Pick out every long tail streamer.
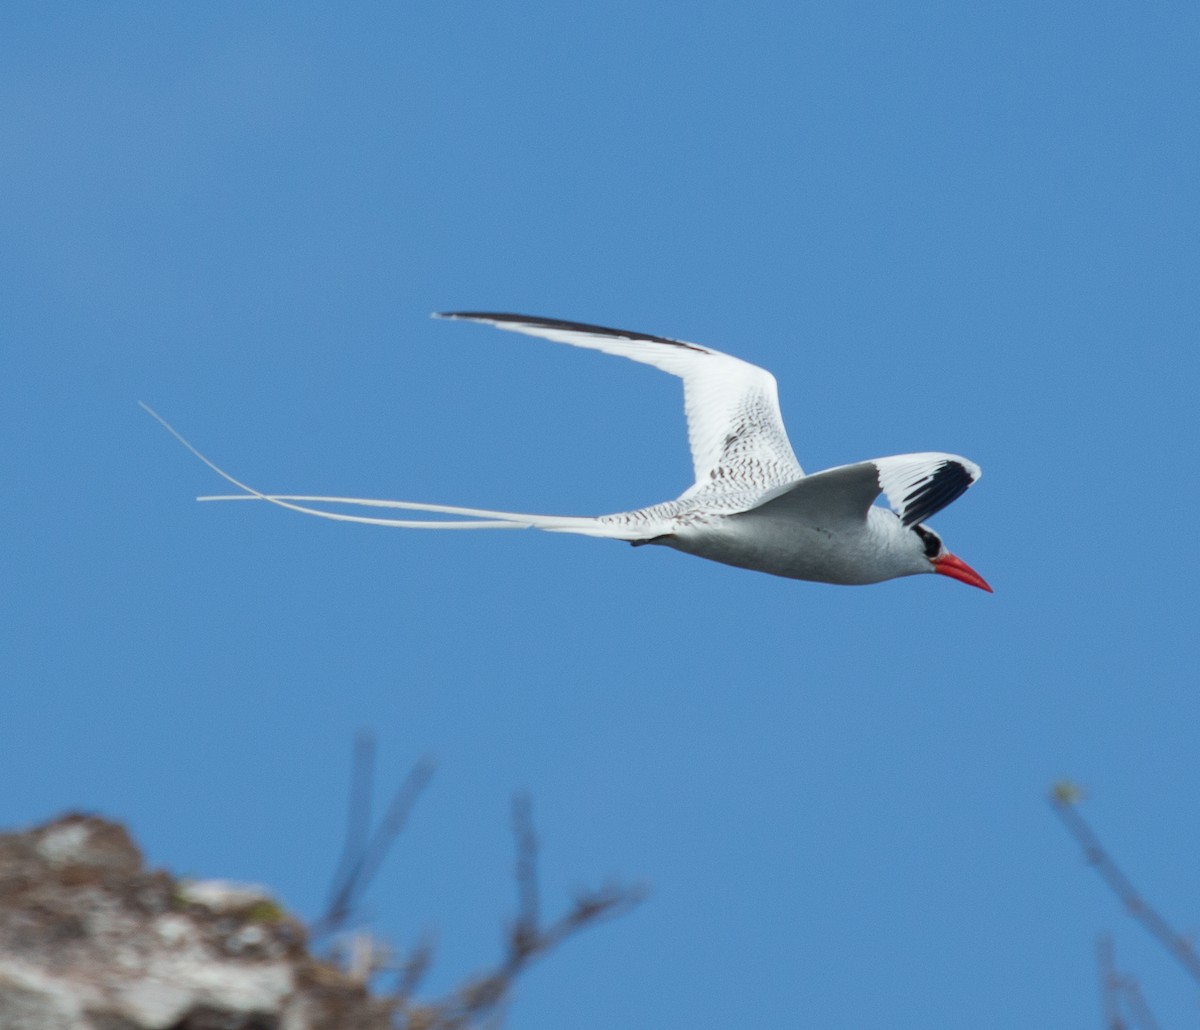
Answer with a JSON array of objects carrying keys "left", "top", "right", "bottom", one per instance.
[{"left": 139, "top": 402, "right": 634, "bottom": 537}]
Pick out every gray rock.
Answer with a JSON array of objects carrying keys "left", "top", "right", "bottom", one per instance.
[{"left": 0, "top": 814, "right": 393, "bottom": 1030}]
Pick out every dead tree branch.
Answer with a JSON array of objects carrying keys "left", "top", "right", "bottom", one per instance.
[
  {"left": 396, "top": 794, "right": 646, "bottom": 1030},
  {"left": 511, "top": 792, "right": 540, "bottom": 958},
  {"left": 1097, "top": 935, "right": 1126, "bottom": 1030},
  {"left": 313, "top": 745, "right": 436, "bottom": 939},
  {"left": 1097, "top": 935, "right": 1159, "bottom": 1030},
  {"left": 1050, "top": 782, "right": 1200, "bottom": 987},
  {"left": 314, "top": 745, "right": 645, "bottom": 1029},
  {"left": 1099, "top": 931, "right": 1161, "bottom": 1027},
  {"left": 325, "top": 731, "right": 376, "bottom": 924}
]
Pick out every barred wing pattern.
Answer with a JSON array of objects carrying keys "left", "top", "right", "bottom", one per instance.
[{"left": 436, "top": 314, "right": 804, "bottom": 496}]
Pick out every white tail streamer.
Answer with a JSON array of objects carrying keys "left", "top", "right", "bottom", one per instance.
[{"left": 139, "top": 403, "right": 637, "bottom": 537}]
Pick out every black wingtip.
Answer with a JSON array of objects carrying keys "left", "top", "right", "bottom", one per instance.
[
  {"left": 433, "top": 311, "right": 537, "bottom": 323},
  {"left": 430, "top": 312, "right": 705, "bottom": 351},
  {"left": 900, "top": 461, "right": 975, "bottom": 527}
]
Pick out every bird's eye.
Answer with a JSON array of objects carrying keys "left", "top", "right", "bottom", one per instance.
[{"left": 913, "top": 524, "right": 941, "bottom": 559}]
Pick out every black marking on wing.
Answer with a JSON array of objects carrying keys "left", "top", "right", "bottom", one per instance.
[
  {"left": 437, "top": 312, "right": 707, "bottom": 353},
  {"left": 897, "top": 461, "right": 975, "bottom": 527}
]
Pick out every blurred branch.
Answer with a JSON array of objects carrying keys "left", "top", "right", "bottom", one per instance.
[
  {"left": 1097, "top": 935, "right": 1125, "bottom": 1030},
  {"left": 511, "top": 793, "right": 540, "bottom": 957},
  {"left": 315, "top": 743, "right": 645, "bottom": 1029},
  {"left": 326, "top": 731, "right": 376, "bottom": 923},
  {"left": 1097, "top": 936, "right": 1158, "bottom": 1030},
  {"left": 1099, "top": 936, "right": 1128, "bottom": 1027},
  {"left": 398, "top": 794, "right": 646, "bottom": 1030},
  {"left": 313, "top": 742, "right": 436, "bottom": 939},
  {"left": 1050, "top": 782, "right": 1200, "bottom": 986}
]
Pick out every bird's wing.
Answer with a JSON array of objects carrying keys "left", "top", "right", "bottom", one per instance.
[
  {"left": 436, "top": 313, "right": 804, "bottom": 495},
  {"left": 747, "top": 453, "right": 981, "bottom": 526}
]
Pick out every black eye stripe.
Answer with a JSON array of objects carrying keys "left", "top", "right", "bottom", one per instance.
[{"left": 913, "top": 524, "right": 941, "bottom": 558}]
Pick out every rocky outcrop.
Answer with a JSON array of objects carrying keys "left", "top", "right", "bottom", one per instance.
[{"left": 0, "top": 814, "right": 393, "bottom": 1030}]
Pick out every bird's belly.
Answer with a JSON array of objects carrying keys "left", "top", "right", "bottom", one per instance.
[{"left": 664, "top": 513, "right": 891, "bottom": 585}]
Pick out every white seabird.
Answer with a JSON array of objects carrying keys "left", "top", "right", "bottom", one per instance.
[{"left": 143, "top": 312, "right": 991, "bottom": 591}]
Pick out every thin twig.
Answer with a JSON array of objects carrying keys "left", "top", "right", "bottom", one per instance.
[
  {"left": 397, "top": 802, "right": 646, "bottom": 1029},
  {"left": 511, "top": 793, "right": 539, "bottom": 957},
  {"left": 326, "top": 731, "right": 376, "bottom": 920},
  {"left": 1050, "top": 784, "right": 1200, "bottom": 986},
  {"left": 352, "top": 756, "right": 436, "bottom": 905},
  {"left": 311, "top": 743, "right": 643, "bottom": 1028},
  {"left": 1096, "top": 935, "right": 1160, "bottom": 1030},
  {"left": 1120, "top": 977, "right": 1160, "bottom": 1030},
  {"left": 413, "top": 883, "right": 644, "bottom": 1029},
  {"left": 532, "top": 883, "right": 647, "bottom": 958},
  {"left": 1097, "top": 936, "right": 1125, "bottom": 1030},
  {"left": 314, "top": 753, "right": 436, "bottom": 938}
]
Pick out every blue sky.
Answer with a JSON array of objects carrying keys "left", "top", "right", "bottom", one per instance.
[{"left": 4, "top": 3, "right": 1199, "bottom": 1026}]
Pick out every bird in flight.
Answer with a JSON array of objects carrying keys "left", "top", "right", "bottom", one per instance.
[{"left": 143, "top": 312, "right": 990, "bottom": 591}]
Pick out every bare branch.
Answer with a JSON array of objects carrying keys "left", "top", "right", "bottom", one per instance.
[
  {"left": 356, "top": 756, "right": 436, "bottom": 901},
  {"left": 393, "top": 801, "right": 646, "bottom": 1029},
  {"left": 534, "top": 883, "right": 648, "bottom": 957},
  {"left": 314, "top": 743, "right": 643, "bottom": 1028},
  {"left": 314, "top": 753, "right": 436, "bottom": 939},
  {"left": 1096, "top": 935, "right": 1159, "bottom": 1030},
  {"left": 1051, "top": 784, "right": 1200, "bottom": 986},
  {"left": 1097, "top": 936, "right": 1126, "bottom": 1030},
  {"left": 325, "top": 731, "right": 376, "bottom": 923},
  {"left": 511, "top": 793, "right": 540, "bottom": 959},
  {"left": 1120, "top": 979, "right": 1160, "bottom": 1030}
]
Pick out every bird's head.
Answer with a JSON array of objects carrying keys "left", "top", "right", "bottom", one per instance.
[{"left": 912, "top": 524, "right": 992, "bottom": 592}]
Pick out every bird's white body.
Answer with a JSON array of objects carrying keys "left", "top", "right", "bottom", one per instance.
[
  {"left": 656, "top": 505, "right": 926, "bottom": 585},
  {"left": 144, "top": 312, "right": 991, "bottom": 591}
]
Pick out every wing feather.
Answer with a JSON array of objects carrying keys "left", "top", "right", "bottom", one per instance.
[
  {"left": 874, "top": 453, "right": 981, "bottom": 526},
  {"left": 746, "top": 453, "right": 981, "bottom": 526},
  {"left": 436, "top": 313, "right": 803, "bottom": 495}
]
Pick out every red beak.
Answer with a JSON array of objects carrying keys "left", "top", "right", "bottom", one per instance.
[{"left": 932, "top": 553, "right": 993, "bottom": 593}]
